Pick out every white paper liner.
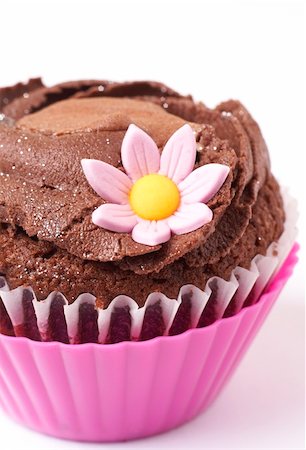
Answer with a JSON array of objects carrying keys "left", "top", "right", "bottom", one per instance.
[
  {"left": 33, "top": 291, "right": 66, "bottom": 340},
  {"left": 0, "top": 190, "right": 298, "bottom": 344}
]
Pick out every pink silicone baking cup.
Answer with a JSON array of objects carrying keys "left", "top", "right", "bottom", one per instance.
[{"left": 0, "top": 244, "right": 299, "bottom": 442}]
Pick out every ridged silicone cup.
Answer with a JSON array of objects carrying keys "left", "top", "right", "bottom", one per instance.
[{"left": 0, "top": 244, "right": 298, "bottom": 442}]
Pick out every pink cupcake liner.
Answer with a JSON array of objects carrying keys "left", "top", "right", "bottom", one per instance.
[{"left": 0, "top": 244, "right": 299, "bottom": 442}]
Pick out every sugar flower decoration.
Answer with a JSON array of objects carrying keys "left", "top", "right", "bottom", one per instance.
[{"left": 81, "top": 124, "right": 229, "bottom": 246}]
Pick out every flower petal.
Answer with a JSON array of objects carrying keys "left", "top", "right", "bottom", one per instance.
[
  {"left": 121, "top": 124, "right": 160, "bottom": 181},
  {"left": 168, "top": 203, "right": 213, "bottom": 235},
  {"left": 179, "top": 163, "right": 230, "bottom": 204},
  {"left": 81, "top": 159, "right": 132, "bottom": 204},
  {"left": 92, "top": 203, "right": 137, "bottom": 233},
  {"left": 159, "top": 124, "right": 196, "bottom": 183},
  {"left": 132, "top": 220, "right": 171, "bottom": 246}
]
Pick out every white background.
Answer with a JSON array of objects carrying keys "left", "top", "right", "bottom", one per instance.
[{"left": 0, "top": 0, "right": 305, "bottom": 448}]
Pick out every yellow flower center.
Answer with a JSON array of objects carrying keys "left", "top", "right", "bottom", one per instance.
[{"left": 129, "top": 174, "right": 180, "bottom": 220}]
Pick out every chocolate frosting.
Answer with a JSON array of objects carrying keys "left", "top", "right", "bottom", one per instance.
[{"left": 0, "top": 79, "right": 284, "bottom": 306}]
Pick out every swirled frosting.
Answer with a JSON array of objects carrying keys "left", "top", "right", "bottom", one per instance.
[{"left": 0, "top": 79, "right": 284, "bottom": 306}]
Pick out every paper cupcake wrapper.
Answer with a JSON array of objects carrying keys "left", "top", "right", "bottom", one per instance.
[
  {"left": 0, "top": 190, "right": 298, "bottom": 344},
  {"left": 0, "top": 244, "right": 299, "bottom": 442}
]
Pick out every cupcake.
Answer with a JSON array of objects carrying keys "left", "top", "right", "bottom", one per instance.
[{"left": 0, "top": 79, "right": 298, "bottom": 441}]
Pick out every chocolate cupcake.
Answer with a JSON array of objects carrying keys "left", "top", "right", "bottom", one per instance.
[
  {"left": 0, "top": 82, "right": 284, "bottom": 292},
  {"left": 0, "top": 78, "right": 298, "bottom": 442},
  {"left": 0, "top": 78, "right": 289, "bottom": 342}
]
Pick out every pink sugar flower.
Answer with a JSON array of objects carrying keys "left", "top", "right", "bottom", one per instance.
[{"left": 81, "top": 124, "right": 229, "bottom": 246}]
